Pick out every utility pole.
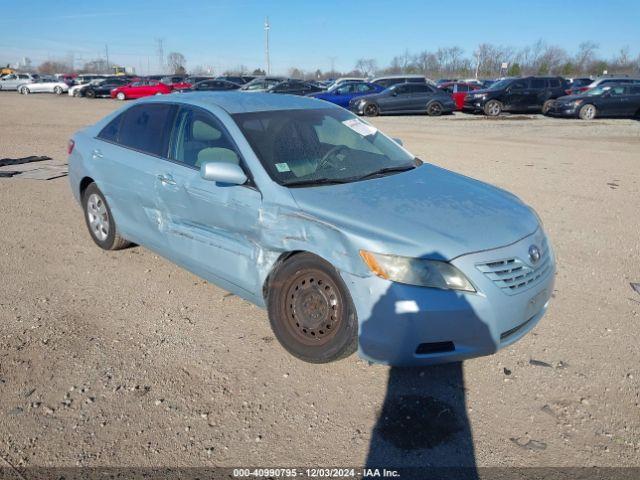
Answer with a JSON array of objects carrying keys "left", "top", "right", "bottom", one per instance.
[
  {"left": 156, "top": 38, "right": 164, "bottom": 74},
  {"left": 264, "top": 17, "right": 270, "bottom": 75}
]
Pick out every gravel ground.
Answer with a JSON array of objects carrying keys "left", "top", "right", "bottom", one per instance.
[{"left": 0, "top": 92, "right": 639, "bottom": 469}]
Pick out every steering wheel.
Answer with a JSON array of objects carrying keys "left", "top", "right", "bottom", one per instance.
[{"left": 317, "top": 145, "right": 349, "bottom": 171}]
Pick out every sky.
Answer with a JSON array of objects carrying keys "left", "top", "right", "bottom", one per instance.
[{"left": 1, "top": 0, "right": 639, "bottom": 75}]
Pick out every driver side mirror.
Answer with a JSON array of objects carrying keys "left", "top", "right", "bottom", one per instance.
[{"left": 200, "top": 160, "right": 247, "bottom": 185}]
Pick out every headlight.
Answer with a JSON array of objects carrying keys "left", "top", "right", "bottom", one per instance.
[
  {"left": 570, "top": 99, "right": 584, "bottom": 106},
  {"left": 359, "top": 251, "right": 476, "bottom": 292},
  {"left": 473, "top": 93, "right": 487, "bottom": 99}
]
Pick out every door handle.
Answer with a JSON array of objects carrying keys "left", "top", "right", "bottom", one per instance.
[
  {"left": 91, "top": 149, "right": 103, "bottom": 159},
  {"left": 157, "top": 174, "right": 177, "bottom": 186}
]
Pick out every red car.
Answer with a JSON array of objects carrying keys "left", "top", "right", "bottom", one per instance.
[
  {"left": 437, "top": 82, "right": 481, "bottom": 110},
  {"left": 111, "top": 79, "right": 172, "bottom": 100}
]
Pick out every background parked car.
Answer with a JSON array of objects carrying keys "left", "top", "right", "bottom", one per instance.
[
  {"left": 564, "top": 77, "right": 593, "bottom": 95},
  {"left": 573, "top": 76, "right": 640, "bottom": 95},
  {"left": 463, "top": 76, "right": 569, "bottom": 116},
  {"left": 437, "top": 81, "right": 482, "bottom": 110},
  {"left": 546, "top": 83, "right": 640, "bottom": 120},
  {"left": 350, "top": 82, "right": 456, "bottom": 116},
  {"left": 183, "top": 79, "right": 241, "bottom": 92},
  {"left": 84, "top": 77, "right": 132, "bottom": 98},
  {"left": 267, "top": 79, "right": 324, "bottom": 96},
  {"left": 216, "top": 75, "right": 250, "bottom": 85},
  {"left": 19, "top": 76, "right": 69, "bottom": 95},
  {"left": 111, "top": 79, "right": 172, "bottom": 100},
  {"left": 240, "top": 76, "right": 286, "bottom": 92},
  {"left": 371, "top": 75, "right": 427, "bottom": 88},
  {"left": 0, "top": 73, "right": 38, "bottom": 90},
  {"left": 308, "top": 81, "right": 384, "bottom": 108}
]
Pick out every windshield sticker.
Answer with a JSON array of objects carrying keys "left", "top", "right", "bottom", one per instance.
[
  {"left": 342, "top": 118, "right": 378, "bottom": 137},
  {"left": 275, "top": 162, "right": 291, "bottom": 173}
]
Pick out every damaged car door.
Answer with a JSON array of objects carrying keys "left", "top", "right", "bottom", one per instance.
[{"left": 155, "top": 104, "right": 263, "bottom": 296}]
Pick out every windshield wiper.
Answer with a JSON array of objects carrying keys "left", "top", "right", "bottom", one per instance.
[
  {"left": 353, "top": 164, "right": 417, "bottom": 181},
  {"left": 283, "top": 177, "right": 350, "bottom": 188}
]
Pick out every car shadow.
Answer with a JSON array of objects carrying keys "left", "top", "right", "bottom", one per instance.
[{"left": 360, "top": 253, "right": 490, "bottom": 479}]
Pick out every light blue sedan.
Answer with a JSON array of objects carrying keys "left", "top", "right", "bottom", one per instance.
[{"left": 68, "top": 92, "right": 555, "bottom": 366}]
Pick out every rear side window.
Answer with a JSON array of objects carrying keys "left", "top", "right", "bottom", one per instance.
[
  {"left": 98, "top": 114, "right": 124, "bottom": 142},
  {"left": 118, "top": 104, "right": 177, "bottom": 156},
  {"left": 549, "top": 78, "right": 561, "bottom": 88},
  {"left": 630, "top": 86, "right": 640, "bottom": 94}
]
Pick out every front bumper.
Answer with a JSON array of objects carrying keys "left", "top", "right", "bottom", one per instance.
[
  {"left": 545, "top": 104, "right": 579, "bottom": 117},
  {"left": 343, "top": 229, "right": 555, "bottom": 366}
]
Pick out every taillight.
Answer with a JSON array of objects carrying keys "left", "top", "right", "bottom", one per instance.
[
  {"left": 67, "top": 139, "right": 75, "bottom": 155},
  {"left": 565, "top": 89, "right": 572, "bottom": 95}
]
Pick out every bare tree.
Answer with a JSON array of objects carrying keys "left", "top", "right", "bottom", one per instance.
[
  {"left": 575, "top": 42, "right": 598, "bottom": 74},
  {"left": 38, "top": 60, "right": 72, "bottom": 75},
  {"left": 354, "top": 58, "right": 377, "bottom": 77},
  {"left": 167, "top": 52, "right": 186, "bottom": 75}
]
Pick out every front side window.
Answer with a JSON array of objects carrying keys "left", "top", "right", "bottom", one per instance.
[
  {"left": 233, "top": 108, "right": 417, "bottom": 186},
  {"left": 118, "top": 104, "right": 177, "bottom": 156},
  {"left": 531, "top": 78, "right": 546, "bottom": 89},
  {"left": 170, "top": 107, "right": 239, "bottom": 168}
]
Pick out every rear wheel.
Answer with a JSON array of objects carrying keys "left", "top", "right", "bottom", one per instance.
[
  {"left": 116, "top": 92, "right": 126, "bottom": 101},
  {"left": 21, "top": 86, "right": 29, "bottom": 95},
  {"left": 267, "top": 253, "right": 358, "bottom": 363},
  {"left": 363, "top": 103, "right": 379, "bottom": 117},
  {"left": 484, "top": 100, "right": 502, "bottom": 116},
  {"left": 427, "top": 101, "right": 443, "bottom": 116},
  {"left": 85, "top": 89, "right": 96, "bottom": 98},
  {"left": 82, "top": 183, "right": 130, "bottom": 250},
  {"left": 542, "top": 99, "right": 554, "bottom": 115},
  {"left": 578, "top": 104, "right": 596, "bottom": 120}
]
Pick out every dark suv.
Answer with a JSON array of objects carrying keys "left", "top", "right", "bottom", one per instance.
[{"left": 463, "top": 76, "right": 569, "bottom": 116}]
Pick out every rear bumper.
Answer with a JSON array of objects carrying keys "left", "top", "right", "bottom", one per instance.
[{"left": 343, "top": 229, "right": 555, "bottom": 366}]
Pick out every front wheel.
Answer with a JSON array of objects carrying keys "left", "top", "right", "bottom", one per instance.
[
  {"left": 85, "top": 89, "right": 96, "bottom": 98},
  {"left": 116, "top": 92, "right": 126, "bottom": 101},
  {"left": 21, "top": 86, "right": 29, "bottom": 95},
  {"left": 579, "top": 104, "right": 596, "bottom": 120},
  {"left": 542, "top": 99, "right": 554, "bottom": 115},
  {"left": 82, "top": 183, "right": 130, "bottom": 250},
  {"left": 427, "top": 101, "right": 443, "bottom": 116},
  {"left": 484, "top": 100, "right": 502, "bottom": 116},
  {"left": 363, "top": 103, "right": 379, "bottom": 117},
  {"left": 267, "top": 253, "right": 358, "bottom": 363},
  {"left": 54, "top": 86, "right": 63, "bottom": 95}
]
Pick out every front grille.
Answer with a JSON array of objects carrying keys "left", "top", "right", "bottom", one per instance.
[{"left": 476, "top": 237, "right": 551, "bottom": 295}]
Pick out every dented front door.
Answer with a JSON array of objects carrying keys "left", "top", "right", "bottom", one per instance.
[{"left": 154, "top": 162, "right": 263, "bottom": 296}]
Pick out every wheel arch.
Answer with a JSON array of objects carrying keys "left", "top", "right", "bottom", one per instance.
[{"left": 79, "top": 176, "right": 95, "bottom": 198}]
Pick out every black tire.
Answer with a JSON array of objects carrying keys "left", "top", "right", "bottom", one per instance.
[
  {"left": 266, "top": 253, "right": 358, "bottom": 363},
  {"left": 81, "top": 183, "right": 130, "bottom": 250},
  {"left": 85, "top": 89, "right": 96, "bottom": 98},
  {"left": 427, "top": 101, "right": 443, "bottom": 116},
  {"left": 542, "top": 99, "right": 554, "bottom": 115},
  {"left": 21, "top": 87, "right": 29, "bottom": 95},
  {"left": 578, "top": 104, "right": 596, "bottom": 120},
  {"left": 363, "top": 103, "right": 379, "bottom": 117},
  {"left": 484, "top": 99, "right": 502, "bottom": 116},
  {"left": 54, "top": 86, "right": 63, "bottom": 95}
]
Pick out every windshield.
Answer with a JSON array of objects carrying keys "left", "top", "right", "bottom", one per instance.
[
  {"left": 233, "top": 108, "right": 417, "bottom": 186},
  {"left": 487, "top": 79, "right": 513, "bottom": 90},
  {"left": 241, "top": 78, "right": 282, "bottom": 91}
]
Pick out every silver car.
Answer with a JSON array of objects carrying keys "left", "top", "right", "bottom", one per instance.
[
  {"left": 0, "top": 73, "right": 38, "bottom": 91},
  {"left": 18, "top": 77, "right": 69, "bottom": 95}
]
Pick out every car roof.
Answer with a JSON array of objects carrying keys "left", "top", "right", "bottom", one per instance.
[{"left": 140, "top": 91, "right": 339, "bottom": 114}]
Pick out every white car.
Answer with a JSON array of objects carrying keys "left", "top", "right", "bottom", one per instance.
[
  {"left": 19, "top": 77, "right": 69, "bottom": 95},
  {"left": 0, "top": 73, "right": 38, "bottom": 90},
  {"left": 68, "top": 76, "right": 106, "bottom": 96}
]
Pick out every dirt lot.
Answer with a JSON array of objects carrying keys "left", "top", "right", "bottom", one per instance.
[{"left": 0, "top": 92, "right": 639, "bottom": 470}]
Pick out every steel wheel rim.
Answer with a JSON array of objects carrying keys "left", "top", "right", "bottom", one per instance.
[
  {"left": 86, "top": 193, "right": 109, "bottom": 241},
  {"left": 283, "top": 270, "right": 344, "bottom": 346}
]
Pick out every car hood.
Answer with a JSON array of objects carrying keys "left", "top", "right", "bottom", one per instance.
[
  {"left": 288, "top": 163, "right": 539, "bottom": 260},
  {"left": 555, "top": 94, "right": 590, "bottom": 102}
]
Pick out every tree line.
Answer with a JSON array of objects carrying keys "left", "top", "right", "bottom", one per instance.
[{"left": 18, "top": 41, "right": 640, "bottom": 79}]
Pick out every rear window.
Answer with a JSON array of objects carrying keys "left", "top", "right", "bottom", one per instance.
[{"left": 117, "top": 104, "right": 177, "bottom": 156}]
